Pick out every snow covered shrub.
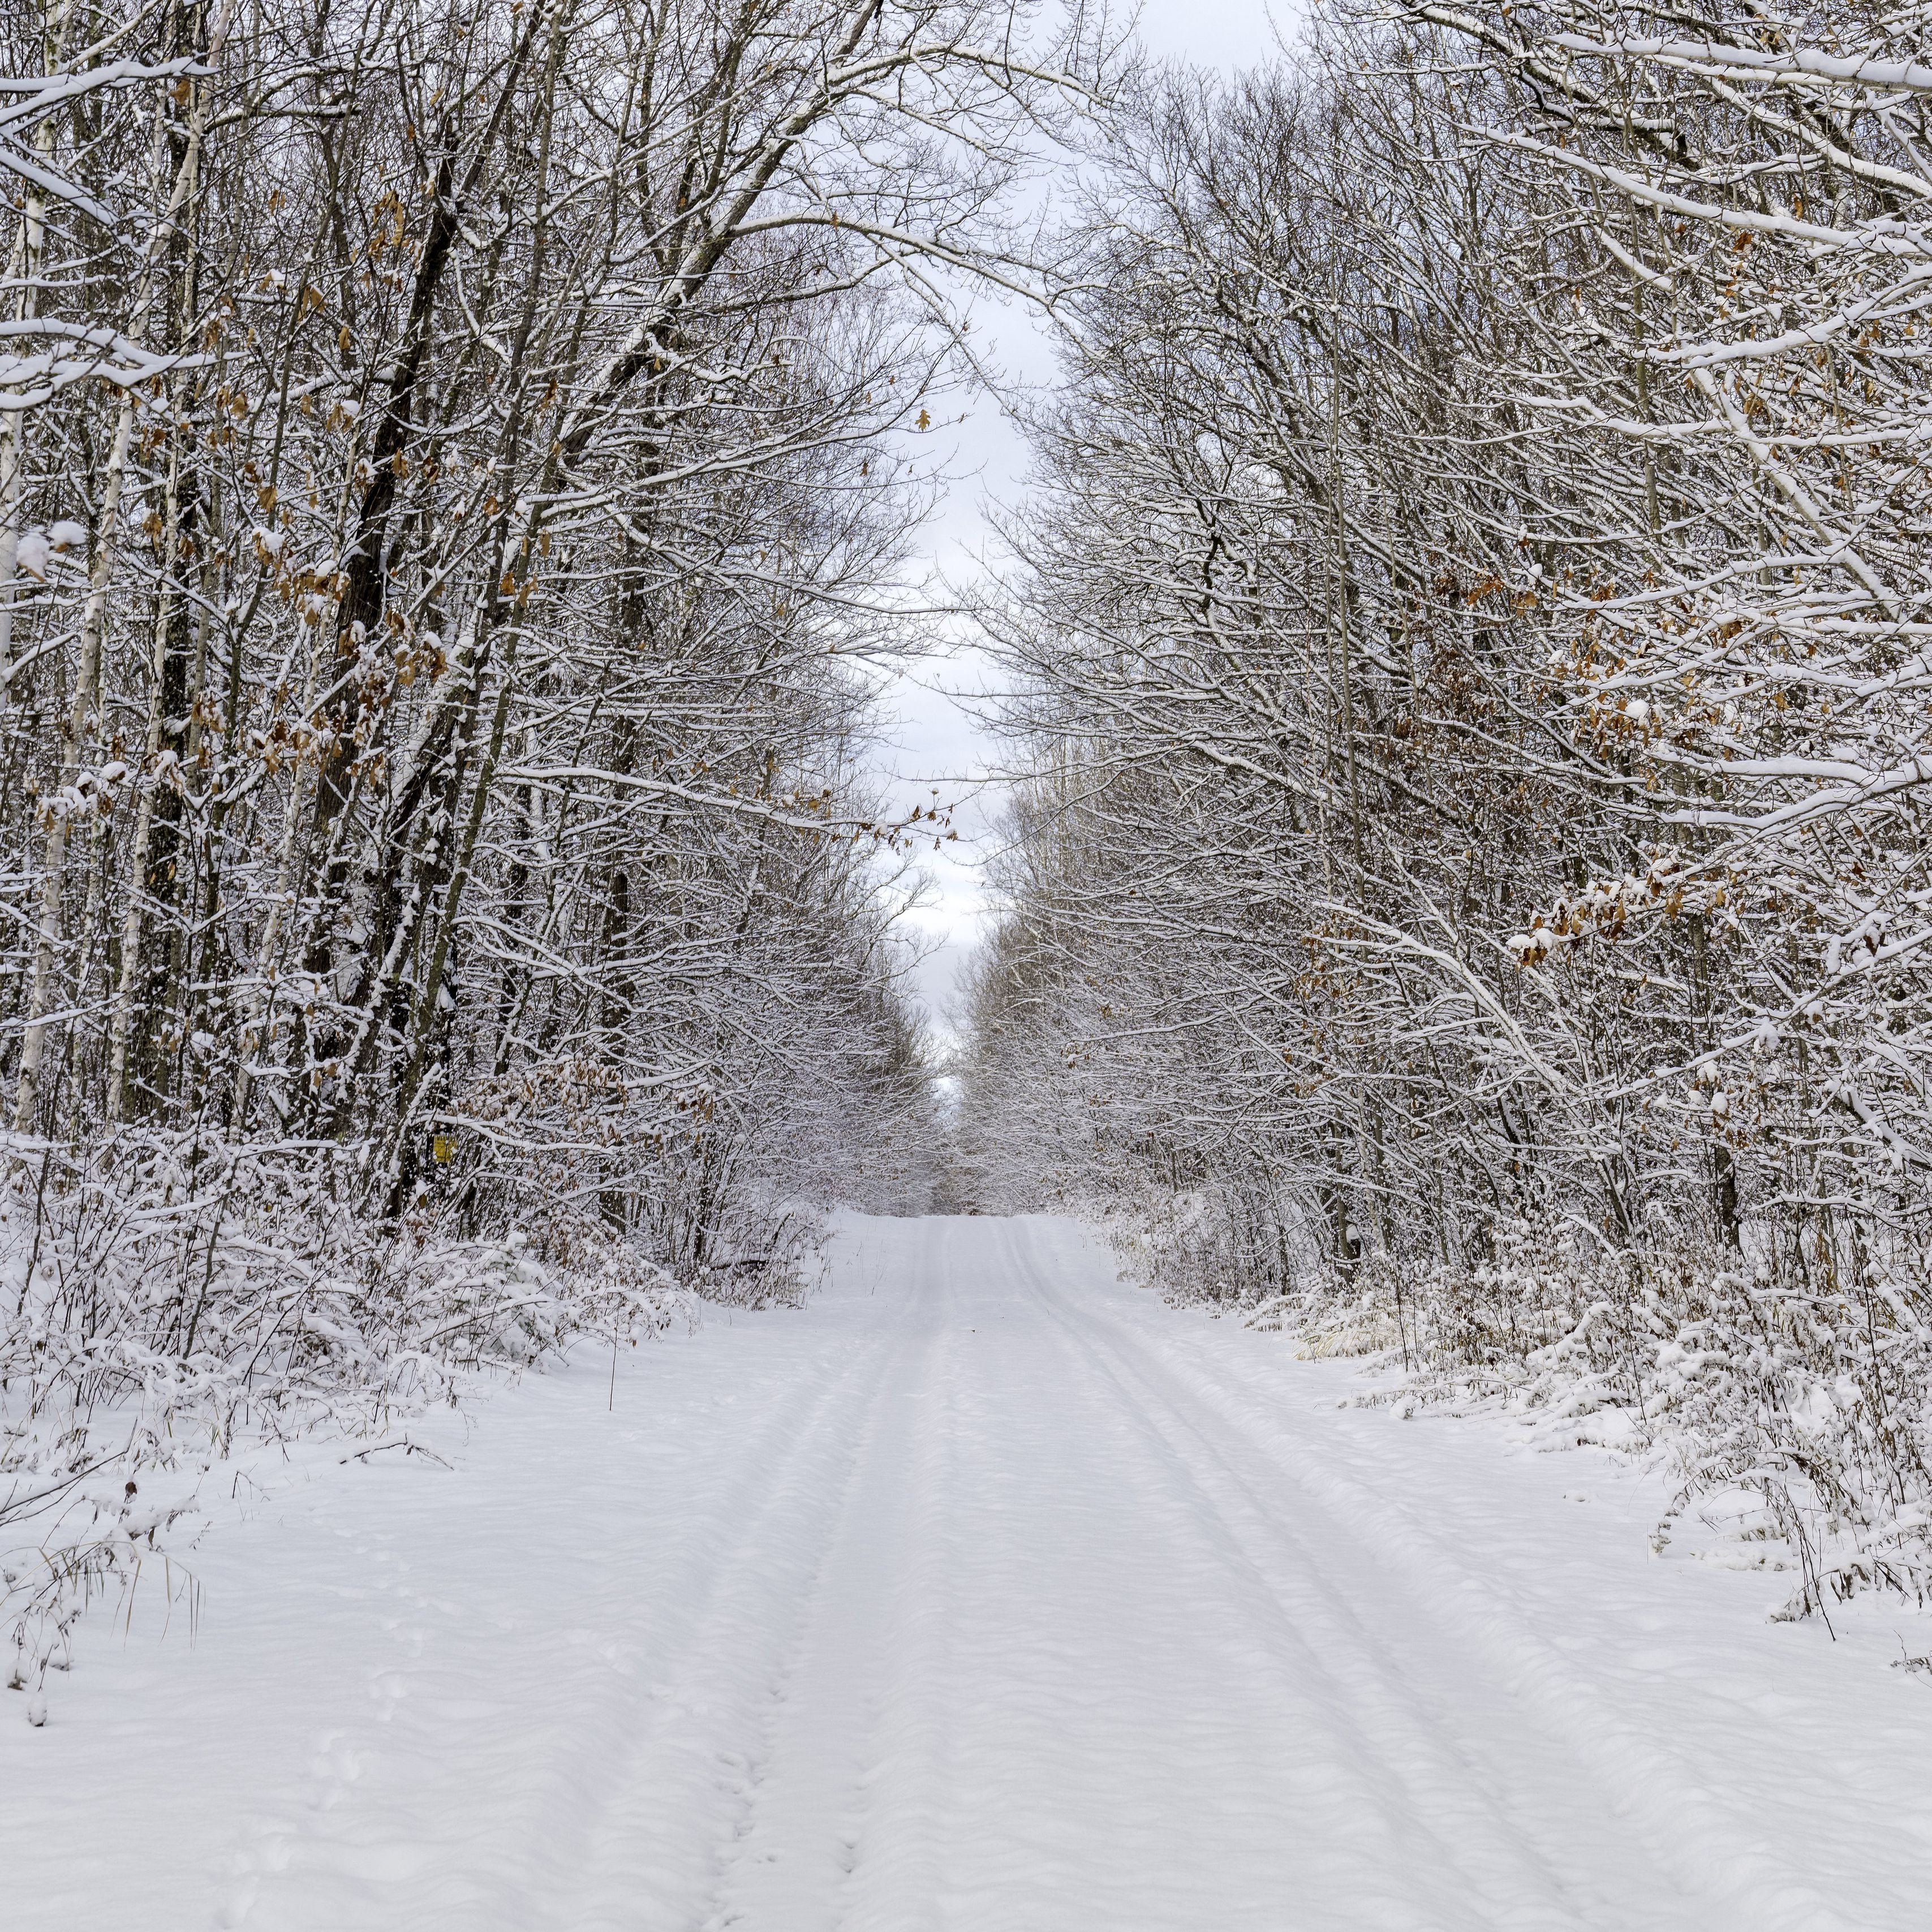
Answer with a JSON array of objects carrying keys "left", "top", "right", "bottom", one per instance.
[
  {"left": 1321, "top": 1221, "right": 1932, "bottom": 1621},
  {"left": 1103, "top": 1179, "right": 1327, "bottom": 1314},
  {"left": 0, "top": 1132, "right": 683, "bottom": 1469},
  {"left": 1093, "top": 1182, "right": 1932, "bottom": 1620},
  {"left": 2, "top": 1470, "right": 205, "bottom": 1730},
  {"left": 1638, "top": 1258, "right": 1932, "bottom": 1622},
  {"left": 0, "top": 1129, "right": 701, "bottom": 1715}
]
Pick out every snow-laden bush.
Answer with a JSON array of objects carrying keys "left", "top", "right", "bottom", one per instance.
[
  {"left": 1, "top": 1129, "right": 700, "bottom": 1720},
  {"left": 1127, "top": 1199, "right": 1932, "bottom": 1624}
]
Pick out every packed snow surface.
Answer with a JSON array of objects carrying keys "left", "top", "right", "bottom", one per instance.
[{"left": 7, "top": 1215, "right": 1932, "bottom": 1929}]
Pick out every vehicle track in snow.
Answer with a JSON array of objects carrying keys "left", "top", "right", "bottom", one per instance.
[
  {"left": 693, "top": 1216, "right": 962, "bottom": 1932},
  {"left": 519, "top": 1280, "right": 906, "bottom": 1932},
  {"left": 1004, "top": 1220, "right": 1808, "bottom": 1929},
  {"left": 7, "top": 1214, "right": 1932, "bottom": 1930}
]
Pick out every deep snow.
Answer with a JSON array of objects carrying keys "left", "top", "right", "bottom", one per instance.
[{"left": 5, "top": 1214, "right": 1931, "bottom": 1930}]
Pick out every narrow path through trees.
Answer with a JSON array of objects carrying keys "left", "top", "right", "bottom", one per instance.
[{"left": 7, "top": 1216, "right": 1931, "bottom": 1929}]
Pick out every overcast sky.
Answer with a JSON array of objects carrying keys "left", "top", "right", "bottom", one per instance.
[{"left": 870, "top": 0, "right": 1296, "bottom": 1040}]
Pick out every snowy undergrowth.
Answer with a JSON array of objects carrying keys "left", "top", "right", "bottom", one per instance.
[
  {"left": 1109, "top": 1205, "right": 1932, "bottom": 1629},
  {"left": 1, "top": 1133, "right": 708, "bottom": 1724}
]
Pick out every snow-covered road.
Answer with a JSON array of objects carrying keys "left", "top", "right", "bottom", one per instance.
[{"left": 8, "top": 1215, "right": 1932, "bottom": 1929}]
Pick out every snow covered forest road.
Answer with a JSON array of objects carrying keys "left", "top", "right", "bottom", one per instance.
[{"left": 9, "top": 1215, "right": 1932, "bottom": 1930}]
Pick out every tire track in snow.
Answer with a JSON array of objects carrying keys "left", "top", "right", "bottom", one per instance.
[
  {"left": 697, "top": 1215, "right": 963, "bottom": 1932},
  {"left": 220, "top": 1302, "right": 903, "bottom": 1932},
  {"left": 995, "top": 1219, "right": 1675, "bottom": 1932},
  {"left": 1005, "top": 1217, "right": 1851, "bottom": 1932},
  {"left": 539, "top": 1298, "right": 918, "bottom": 1932}
]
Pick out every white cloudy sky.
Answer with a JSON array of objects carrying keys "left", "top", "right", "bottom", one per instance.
[{"left": 871, "top": 0, "right": 1296, "bottom": 1039}]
